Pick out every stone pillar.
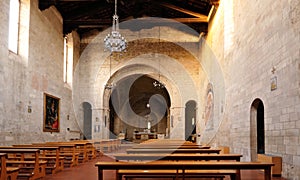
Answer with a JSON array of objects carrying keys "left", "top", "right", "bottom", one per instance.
[
  {"left": 91, "top": 107, "right": 101, "bottom": 139},
  {"left": 169, "top": 106, "right": 185, "bottom": 139},
  {"left": 91, "top": 107, "right": 110, "bottom": 139}
]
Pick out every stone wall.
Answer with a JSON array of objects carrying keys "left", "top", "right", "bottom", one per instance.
[
  {"left": 1, "top": 0, "right": 300, "bottom": 178},
  {"left": 73, "top": 21, "right": 208, "bottom": 140},
  {"left": 0, "top": 0, "right": 80, "bottom": 145},
  {"left": 204, "top": 0, "right": 300, "bottom": 178}
]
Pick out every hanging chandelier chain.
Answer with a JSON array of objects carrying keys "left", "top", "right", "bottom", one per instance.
[
  {"left": 114, "top": 0, "right": 117, "bottom": 16},
  {"left": 153, "top": 27, "right": 165, "bottom": 89},
  {"left": 104, "top": 0, "right": 127, "bottom": 53}
]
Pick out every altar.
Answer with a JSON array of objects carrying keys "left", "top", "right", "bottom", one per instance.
[{"left": 133, "top": 130, "right": 157, "bottom": 142}]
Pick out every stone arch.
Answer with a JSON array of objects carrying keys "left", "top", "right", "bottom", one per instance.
[
  {"left": 73, "top": 24, "right": 207, "bottom": 140},
  {"left": 107, "top": 74, "right": 171, "bottom": 141},
  {"left": 250, "top": 98, "right": 265, "bottom": 161}
]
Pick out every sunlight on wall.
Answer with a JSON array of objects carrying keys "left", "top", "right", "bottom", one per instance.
[
  {"left": 8, "top": 0, "right": 30, "bottom": 65},
  {"left": 64, "top": 34, "right": 74, "bottom": 87},
  {"left": 224, "top": 0, "right": 234, "bottom": 53},
  {"left": 8, "top": 0, "right": 20, "bottom": 53},
  {"left": 20, "top": 0, "right": 30, "bottom": 59}
]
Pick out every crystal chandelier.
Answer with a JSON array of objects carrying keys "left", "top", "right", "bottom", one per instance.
[
  {"left": 104, "top": 0, "right": 127, "bottom": 53},
  {"left": 153, "top": 76, "right": 165, "bottom": 89}
]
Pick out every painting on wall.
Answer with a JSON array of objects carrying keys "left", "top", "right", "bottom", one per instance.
[
  {"left": 43, "top": 93, "right": 60, "bottom": 132},
  {"left": 204, "top": 83, "right": 214, "bottom": 130}
]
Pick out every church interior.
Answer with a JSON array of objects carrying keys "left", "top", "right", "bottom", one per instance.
[{"left": 0, "top": 0, "right": 299, "bottom": 179}]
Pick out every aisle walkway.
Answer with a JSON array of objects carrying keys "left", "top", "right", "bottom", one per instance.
[{"left": 44, "top": 147, "right": 286, "bottom": 180}]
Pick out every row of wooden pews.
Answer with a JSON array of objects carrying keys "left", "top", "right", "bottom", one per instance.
[
  {"left": 92, "top": 139, "right": 121, "bottom": 153},
  {"left": 0, "top": 148, "right": 47, "bottom": 180},
  {"left": 0, "top": 139, "right": 121, "bottom": 180},
  {"left": 95, "top": 139, "right": 274, "bottom": 180},
  {"left": 0, "top": 153, "right": 19, "bottom": 180}
]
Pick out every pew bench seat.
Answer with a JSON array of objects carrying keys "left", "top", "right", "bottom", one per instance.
[
  {"left": 119, "top": 169, "right": 237, "bottom": 180},
  {"left": 18, "top": 156, "right": 65, "bottom": 174},
  {"left": 6, "top": 160, "right": 46, "bottom": 180},
  {"left": 95, "top": 161, "right": 274, "bottom": 180},
  {"left": 6, "top": 167, "right": 20, "bottom": 180}
]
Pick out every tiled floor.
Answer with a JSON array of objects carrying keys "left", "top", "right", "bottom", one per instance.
[{"left": 44, "top": 147, "right": 286, "bottom": 180}]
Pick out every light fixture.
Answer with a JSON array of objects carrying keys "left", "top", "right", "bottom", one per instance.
[
  {"left": 104, "top": 0, "right": 127, "bottom": 53},
  {"left": 153, "top": 75, "right": 165, "bottom": 89}
]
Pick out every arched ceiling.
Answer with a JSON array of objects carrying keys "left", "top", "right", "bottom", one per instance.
[{"left": 38, "top": 0, "right": 219, "bottom": 36}]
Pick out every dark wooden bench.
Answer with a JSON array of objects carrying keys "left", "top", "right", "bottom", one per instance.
[
  {"left": 0, "top": 153, "right": 6, "bottom": 180},
  {"left": 114, "top": 153, "right": 242, "bottom": 179},
  {"left": 70, "top": 140, "right": 98, "bottom": 159},
  {"left": 121, "top": 169, "right": 233, "bottom": 180},
  {"left": 113, "top": 153, "right": 242, "bottom": 161},
  {"left": 1, "top": 153, "right": 20, "bottom": 180},
  {"left": 132, "top": 145, "right": 211, "bottom": 149},
  {"left": 126, "top": 148, "right": 221, "bottom": 154},
  {"left": 6, "top": 167, "right": 20, "bottom": 180},
  {"left": 32, "top": 143, "right": 79, "bottom": 167},
  {"left": 95, "top": 161, "right": 274, "bottom": 180},
  {"left": 0, "top": 148, "right": 46, "bottom": 180},
  {"left": 12, "top": 145, "right": 64, "bottom": 174}
]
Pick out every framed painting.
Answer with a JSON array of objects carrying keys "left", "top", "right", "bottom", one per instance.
[{"left": 43, "top": 93, "right": 60, "bottom": 132}]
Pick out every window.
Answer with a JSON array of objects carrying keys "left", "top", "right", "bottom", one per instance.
[
  {"left": 63, "top": 35, "right": 73, "bottom": 86},
  {"left": 8, "top": 0, "right": 20, "bottom": 53}
]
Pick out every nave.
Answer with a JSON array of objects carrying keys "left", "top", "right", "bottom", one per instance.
[{"left": 40, "top": 142, "right": 286, "bottom": 180}]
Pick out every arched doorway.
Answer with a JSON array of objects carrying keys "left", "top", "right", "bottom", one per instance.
[
  {"left": 250, "top": 98, "right": 265, "bottom": 161},
  {"left": 82, "top": 102, "right": 92, "bottom": 140},
  {"left": 185, "top": 100, "right": 197, "bottom": 142},
  {"left": 109, "top": 74, "right": 171, "bottom": 142}
]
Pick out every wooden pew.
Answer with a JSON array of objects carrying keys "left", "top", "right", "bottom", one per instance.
[
  {"left": 140, "top": 139, "right": 196, "bottom": 145},
  {"left": 1, "top": 153, "right": 20, "bottom": 180},
  {"left": 45, "top": 142, "right": 88, "bottom": 163},
  {"left": 113, "top": 153, "right": 242, "bottom": 162},
  {"left": 126, "top": 148, "right": 221, "bottom": 154},
  {"left": 0, "top": 153, "right": 7, "bottom": 180},
  {"left": 114, "top": 153, "right": 242, "bottom": 179},
  {"left": 32, "top": 143, "right": 79, "bottom": 167},
  {"left": 0, "top": 148, "right": 46, "bottom": 180},
  {"left": 95, "top": 161, "right": 274, "bottom": 180},
  {"left": 69, "top": 140, "right": 98, "bottom": 159},
  {"left": 132, "top": 145, "right": 210, "bottom": 149},
  {"left": 12, "top": 145, "right": 64, "bottom": 174},
  {"left": 93, "top": 139, "right": 121, "bottom": 153}
]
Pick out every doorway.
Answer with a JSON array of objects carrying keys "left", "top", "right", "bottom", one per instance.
[
  {"left": 250, "top": 99, "right": 265, "bottom": 160},
  {"left": 82, "top": 102, "right": 92, "bottom": 140},
  {"left": 185, "top": 100, "right": 197, "bottom": 142}
]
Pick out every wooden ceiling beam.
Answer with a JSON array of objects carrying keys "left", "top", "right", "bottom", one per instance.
[
  {"left": 64, "top": 17, "right": 208, "bottom": 27},
  {"left": 58, "top": 0, "right": 103, "bottom": 1},
  {"left": 62, "top": 2, "right": 110, "bottom": 20},
  {"left": 161, "top": 2, "right": 208, "bottom": 19},
  {"left": 172, "top": 17, "right": 207, "bottom": 23}
]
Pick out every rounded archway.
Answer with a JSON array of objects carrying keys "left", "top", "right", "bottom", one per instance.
[
  {"left": 250, "top": 98, "right": 265, "bottom": 161},
  {"left": 108, "top": 74, "right": 171, "bottom": 142}
]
